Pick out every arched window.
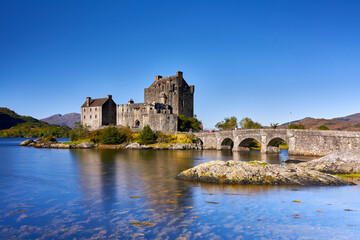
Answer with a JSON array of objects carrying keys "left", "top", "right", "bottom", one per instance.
[{"left": 135, "top": 120, "right": 140, "bottom": 128}]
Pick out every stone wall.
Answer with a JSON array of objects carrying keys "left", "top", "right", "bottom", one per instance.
[
  {"left": 81, "top": 106, "right": 102, "bottom": 130},
  {"left": 117, "top": 102, "right": 177, "bottom": 132},
  {"left": 195, "top": 129, "right": 360, "bottom": 156},
  {"left": 144, "top": 71, "right": 194, "bottom": 118},
  {"left": 101, "top": 99, "right": 117, "bottom": 126}
]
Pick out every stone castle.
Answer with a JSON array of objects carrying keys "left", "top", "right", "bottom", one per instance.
[{"left": 81, "top": 71, "right": 194, "bottom": 132}]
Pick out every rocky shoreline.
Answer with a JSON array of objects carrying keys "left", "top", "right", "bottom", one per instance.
[
  {"left": 19, "top": 139, "right": 203, "bottom": 150},
  {"left": 298, "top": 150, "right": 360, "bottom": 174},
  {"left": 176, "top": 150, "right": 360, "bottom": 186},
  {"left": 176, "top": 160, "right": 355, "bottom": 186},
  {"left": 20, "top": 139, "right": 360, "bottom": 186}
]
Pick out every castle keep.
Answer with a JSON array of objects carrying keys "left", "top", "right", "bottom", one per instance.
[{"left": 81, "top": 71, "right": 194, "bottom": 132}]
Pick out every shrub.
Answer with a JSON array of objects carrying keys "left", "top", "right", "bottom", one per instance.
[
  {"left": 69, "top": 121, "right": 90, "bottom": 141},
  {"left": 41, "top": 136, "right": 57, "bottom": 142},
  {"left": 288, "top": 124, "right": 305, "bottom": 129},
  {"left": 318, "top": 125, "right": 329, "bottom": 130},
  {"left": 69, "top": 131, "right": 79, "bottom": 141},
  {"left": 168, "top": 133, "right": 194, "bottom": 144},
  {"left": 156, "top": 131, "right": 170, "bottom": 143},
  {"left": 178, "top": 115, "right": 203, "bottom": 132},
  {"left": 138, "top": 125, "right": 157, "bottom": 144},
  {"left": 100, "top": 126, "right": 126, "bottom": 144},
  {"left": 118, "top": 126, "right": 136, "bottom": 142}
]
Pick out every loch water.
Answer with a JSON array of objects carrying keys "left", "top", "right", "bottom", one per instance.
[{"left": 1, "top": 138, "right": 360, "bottom": 239}]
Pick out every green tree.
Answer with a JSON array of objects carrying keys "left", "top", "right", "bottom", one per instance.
[
  {"left": 318, "top": 125, "right": 329, "bottom": 130},
  {"left": 138, "top": 125, "right": 157, "bottom": 144},
  {"left": 100, "top": 126, "right": 126, "bottom": 144},
  {"left": 69, "top": 121, "right": 90, "bottom": 141},
  {"left": 288, "top": 123, "right": 305, "bottom": 129},
  {"left": 270, "top": 123, "right": 279, "bottom": 129},
  {"left": 215, "top": 116, "right": 238, "bottom": 130},
  {"left": 178, "top": 115, "right": 203, "bottom": 132},
  {"left": 239, "top": 117, "right": 262, "bottom": 129}
]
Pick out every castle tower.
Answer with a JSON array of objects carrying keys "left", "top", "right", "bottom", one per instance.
[{"left": 144, "top": 71, "right": 194, "bottom": 117}]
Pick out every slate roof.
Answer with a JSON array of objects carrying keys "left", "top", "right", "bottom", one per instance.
[
  {"left": 149, "top": 75, "right": 189, "bottom": 88},
  {"left": 81, "top": 98, "right": 108, "bottom": 108}
]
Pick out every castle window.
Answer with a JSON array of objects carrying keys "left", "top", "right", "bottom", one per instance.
[
  {"left": 95, "top": 108, "right": 97, "bottom": 111},
  {"left": 90, "top": 108, "right": 92, "bottom": 112},
  {"left": 90, "top": 115, "right": 92, "bottom": 119},
  {"left": 84, "top": 109, "right": 86, "bottom": 112},
  {"left": 95, "top": 115, "right": 97, "bottom": 118},
  {"left": 84, "top": 116, "right": 86, "bottom": 119}
]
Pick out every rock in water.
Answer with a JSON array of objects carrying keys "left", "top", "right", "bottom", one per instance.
[
  {"left": 176, "top": 160, "right": 354, "bottom": 186},
  {"left": 19, "top": 139, "right": 34, "bottom": 146},
  {"left": 76, "top": 142, "right": 95, "bottom": 149},
  {"left": 299, "top": 150, "right": 360, "bottom": 174}
]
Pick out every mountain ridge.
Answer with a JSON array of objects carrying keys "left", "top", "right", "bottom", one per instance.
[
  {"left": 281, "top": 113, "right": 360, "bottom": 131},
  {"left": 41, "top": 113, "right": 80, "bottom": 129}
]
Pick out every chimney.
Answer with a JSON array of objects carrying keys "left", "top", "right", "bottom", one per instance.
[
  {"left": 155, "top": 75, "right": 162, "bottom": 81},
  {"left": 86, "top": 97, "right": 91, "bottom": 107},
  {"left": 107, "top": 95, "right": 112, "bottom": 99},
  {"left": 177, "top": 71, "right": 183, "bottom": 79}
]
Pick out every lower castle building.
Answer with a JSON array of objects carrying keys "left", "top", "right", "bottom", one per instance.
[{"left": 81, "top": 71, "right": 194, "bottom": 132}]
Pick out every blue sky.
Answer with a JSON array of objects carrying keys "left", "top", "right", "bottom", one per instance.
[{"left": 1, "top": 0, "right": 359, "bottom": 128}]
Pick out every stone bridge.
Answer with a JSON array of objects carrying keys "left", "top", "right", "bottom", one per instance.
[{"left": 194, "top": 129, "right": 360, "bottom": 156}]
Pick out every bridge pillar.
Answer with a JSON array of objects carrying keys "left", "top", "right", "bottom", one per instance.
[
  {"left": 260, "top": 133, "right": 267, "bottom": 153},
  {"left": 232, "top": 137, "right": 240, "bottom": 152}
]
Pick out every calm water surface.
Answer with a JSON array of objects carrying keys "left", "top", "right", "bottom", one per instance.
[{"left": 1, "top": 138, "right": 360, "bottom": 239}]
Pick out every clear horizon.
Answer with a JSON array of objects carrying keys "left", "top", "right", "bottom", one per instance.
[{"left": 1, "top": 0, "right": 359, "bottom": 129}]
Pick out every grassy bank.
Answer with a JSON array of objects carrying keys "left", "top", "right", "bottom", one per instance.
[{"left": 67, "top": 124, "right": 197, "bottom": 146}]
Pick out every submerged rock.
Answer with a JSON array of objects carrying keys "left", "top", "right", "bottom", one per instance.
[
  {"left": 284, "top": 159, "right": 307, "bottom": 164},
  {"left": 176, "top": 160, "right": 354, "bottom": 186},
  {"left": 299, "top": 150, "right": 360, "bottom": 174}
]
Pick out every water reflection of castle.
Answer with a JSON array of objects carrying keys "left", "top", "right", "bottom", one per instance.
[
  {"left": 72, "top": 149, "right": 196, "bottom": 212},
  {"left": 70, "top": 149, "right": 291, "bottom": 237},
  {"left": 72, "top": 149, "right": 286, "bottom": 206}
]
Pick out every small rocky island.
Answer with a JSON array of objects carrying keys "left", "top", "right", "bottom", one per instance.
[
  {"left": 19, "top": 138, "right": 202, "bottom": 150},
  {"left": 299, "top": 150, "right": 360, "bottom": 174},
  {"left": 176, "top": 160, "right": 354, "bottom": 186}
]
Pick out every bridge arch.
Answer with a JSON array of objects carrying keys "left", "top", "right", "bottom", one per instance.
[
  {"left": 196, "top": 138, "right": 204, "bottom": 147},
  {"left": 266, "top": 137, "right": 288, "bottom": 154},
  {"left": 238, "top": 137, "right": 261, "bottom": 151},
  {"left": 220, "top": 138, "right": 234, "bottom": 150}
]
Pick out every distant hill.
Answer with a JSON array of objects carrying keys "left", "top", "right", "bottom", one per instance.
[
  {"left": 0, "top": 107, "right": 39, "bottom": 130},
  {"left": 41, "top": 113, "right": 80, "bottom": 129},
  {"left": 334, "top": 113, "right": 360, "bottom": 123},
  {"left": 281, "top": 113, "right": 360, "bottom": 131},
  {"left": 0, "top": 107, "right": 71, "bottom": 137}
]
